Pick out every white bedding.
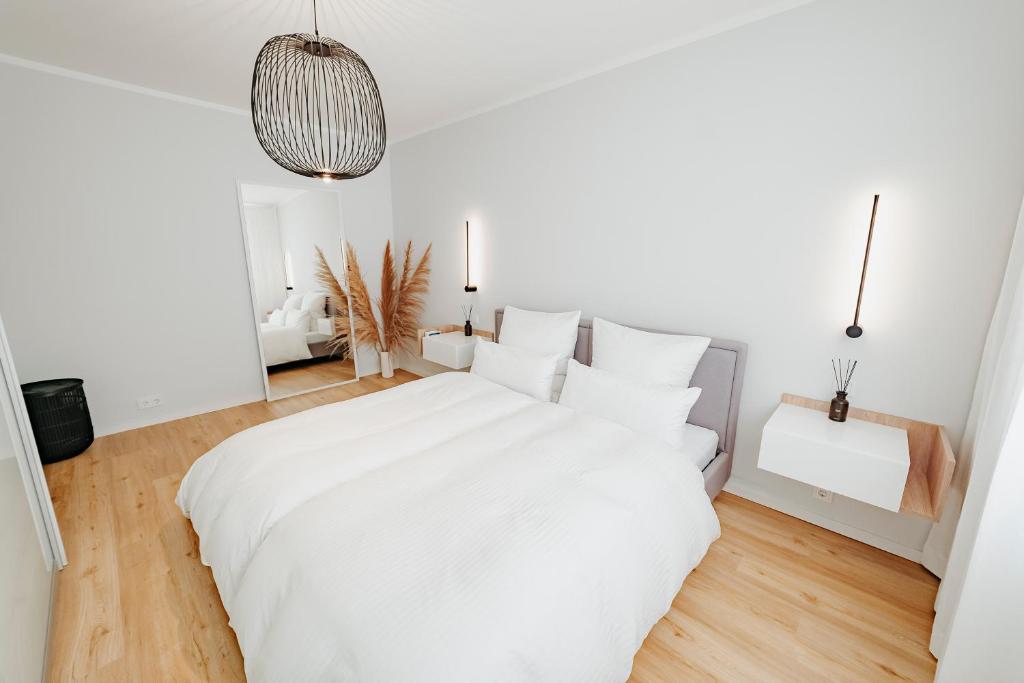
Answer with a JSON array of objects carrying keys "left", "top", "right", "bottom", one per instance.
[
  {"left": 260, "top": 322, "right": 312, "bottom": 366},
  {"left": 304, "top": 331, "right": 331, "bottom": 344},
  {"left": 177, "top": 372, "right": 720, "bottom": 682},
  {"left": 681, "top": 423, "right": 720, "bottom": 471}
]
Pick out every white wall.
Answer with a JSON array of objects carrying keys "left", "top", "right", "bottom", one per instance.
[
  {"left": 390, "top": 0, "right": 1024, "bottom": 558},
  {"left": 0, "top": 60, "right": 394, "bottom": 436},
  {"left": 277, "top": 190, "right": 345, "bottom": 296}
]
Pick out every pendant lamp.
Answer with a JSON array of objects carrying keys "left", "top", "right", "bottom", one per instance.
[{"left": 251, "top": 0, "right": 386, "bottom": 181}]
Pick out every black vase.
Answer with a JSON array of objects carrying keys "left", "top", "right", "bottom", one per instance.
[
  {"left": 829, "top": 391, "right": 849, "bottom": 422},
  {"left": 464, "top": 320, "right": 473, "bottom": 336}
]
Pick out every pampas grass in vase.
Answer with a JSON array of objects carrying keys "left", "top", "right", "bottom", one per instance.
[{"left": 344, "top": 240, "right": 432, "bottom": 379}]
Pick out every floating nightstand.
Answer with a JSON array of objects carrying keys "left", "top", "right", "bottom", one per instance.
[
  {"left": 758, "top": 394, "right": 955, "bottom": 520},
  {"left": 416, "top": 326, "right": 494, "bottom": 369},
  {"left": 422, "top": 332, "right": 480, "bottom": 369}
]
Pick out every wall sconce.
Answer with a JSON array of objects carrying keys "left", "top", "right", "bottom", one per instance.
[
  {"left": 845, "top": 194, "right": 880, "bottom": 338},
  {"left": 463, "top": 220, "right": 477, "bottom": 292}
]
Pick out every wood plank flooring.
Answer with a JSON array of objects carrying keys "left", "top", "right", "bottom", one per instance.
[
  {"left": 44, "top": 371, "right": 938, "bottom": 681},
  {"left": 266, "top": 357, "right": 356, "bottom": 399}
]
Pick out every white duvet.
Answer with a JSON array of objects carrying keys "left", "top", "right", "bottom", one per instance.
[
  {"left": 177, "top": 372, "right": 720, "bottom": 682},
  {"left": 260, "top": 322, "right": 312, "bottom": 366}
]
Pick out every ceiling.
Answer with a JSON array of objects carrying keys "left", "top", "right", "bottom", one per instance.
[{"left": 0, "top": 0, "right": 810, "bottom": 141}]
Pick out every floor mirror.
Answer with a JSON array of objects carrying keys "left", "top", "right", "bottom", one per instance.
[{"left": 237, "top": 182, "right": 360, "bottom": 401}]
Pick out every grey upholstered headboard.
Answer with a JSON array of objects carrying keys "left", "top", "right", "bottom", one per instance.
[{"left": 494, "top": 309, "right": 747, "bottom": 456}]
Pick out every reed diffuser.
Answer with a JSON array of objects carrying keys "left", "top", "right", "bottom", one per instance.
[
  {"left": 461, "top": 304, "right": 474, "bottom": 336},
  {"left": 829, "top": 358, "right": 858, "bottom": 422}
]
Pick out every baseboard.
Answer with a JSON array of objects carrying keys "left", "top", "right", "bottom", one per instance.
[
  {"left": 94, "top": 390, "right": 266, "bottom": 438},
  {"left": 723, "top": 478, "right": 924, "bottom": 563},
  {"left": 93, "top": 366, "right": 419, "bottom": 439}
]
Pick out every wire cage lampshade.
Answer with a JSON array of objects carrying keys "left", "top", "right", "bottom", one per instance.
[{"left": 251, "top": 3, "right": 386, "bottom": 181}]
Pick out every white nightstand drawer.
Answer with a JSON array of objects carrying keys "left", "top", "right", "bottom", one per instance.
[
  {"left": 422, "top": 332, "right": 479, "bottom": 369},
  {"left": 759, "top": 402, "right": 910, "bottom": 511}
]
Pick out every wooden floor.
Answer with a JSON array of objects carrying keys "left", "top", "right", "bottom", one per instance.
[
  {"left": 266, "top": 357, "right": 356, "bottom": 399},
  {"left": 44, "top": 371, "right": 938, "bottom": 682}
]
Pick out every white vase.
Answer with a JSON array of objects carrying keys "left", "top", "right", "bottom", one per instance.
[{"left": 380, "top": 350, "right": 394, "bottom": 379}]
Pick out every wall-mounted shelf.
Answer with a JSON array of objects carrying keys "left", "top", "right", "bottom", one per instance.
[
  {"left": 416, "top": 325, "right": 493, "bottom": 356},
  {"left": 775, "top": 394, "right": 955, "bottom": 520}
]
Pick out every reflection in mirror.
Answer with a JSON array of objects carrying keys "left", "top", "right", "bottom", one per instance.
[{"left": 238, "top": 183, "right": 359, "bottom": 400}]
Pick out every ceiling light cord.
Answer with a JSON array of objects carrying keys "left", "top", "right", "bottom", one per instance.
[{"left": 312, "top": 0, "right": 320, "bottom": 38}]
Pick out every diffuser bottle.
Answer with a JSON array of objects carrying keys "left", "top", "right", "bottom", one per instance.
[{"left": 829, "top": 391, "right": 849, "bottom": 422}]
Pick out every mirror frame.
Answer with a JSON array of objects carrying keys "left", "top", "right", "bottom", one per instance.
[{"left": 235, "top": 179, "right": 361, "bottom": 401}]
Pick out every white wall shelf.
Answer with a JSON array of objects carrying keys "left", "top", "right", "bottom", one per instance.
[
  {"left": 421, "top": 331, "right": 482, "bottom": 369},
  {"left": 758, "top": 394, "right": 955, "bottom": 520},
  {"left": 416, "top": 325, "right": 493, "bottom": 370}
]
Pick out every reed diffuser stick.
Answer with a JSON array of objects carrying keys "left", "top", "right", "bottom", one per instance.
[{"left": 832, "top": 358, "right": 858, "bottom": 393}]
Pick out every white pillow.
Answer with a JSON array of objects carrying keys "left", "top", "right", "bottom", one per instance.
[
  {"left": 558, "top": 360, "right": 702, "bottom": 451},
  {"left": 498, "top": 306, "right": 581, "bottom": 400},
  {"left": 282, "top": 293, "right": 303, "bottom": 311},
  {"left": 470, "top": 340, "right": 560, "bottom": 402},
  {"left": 592, "top": 317, "right": 710, "bottom": 388},
  {"left": 267, "top": 308, "right": 286, "bottom": 326},
  {"left": 284, "top": 309, "right": 311, "bottom": 329},
  {"left": 302, "top": 291, "right": 327, "bottom": 318}
]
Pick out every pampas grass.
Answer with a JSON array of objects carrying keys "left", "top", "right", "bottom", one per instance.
[
  {"left": 378, "top": 241, "right": 398, "bottom": 349},
  {"left": 313, "top": 246, "right": 352, "bottom": 355},
  {"left": 344, "top": 242, "right": 383, "bottom": 351},
  {"left": 344, "top": 240, "right": 432, "bottom": 353},
  {"left": 383, "top": 240, "right": 432, "bottom": 353}
]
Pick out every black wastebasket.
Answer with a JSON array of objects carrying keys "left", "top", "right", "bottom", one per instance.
[{"left": 21, "top": 378, "right": 94, "bottom": 464}]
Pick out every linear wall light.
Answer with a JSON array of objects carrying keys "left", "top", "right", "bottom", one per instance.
[
  {"left": 846, "top": 194, "right": 881, "bottom": 338},
  {"left": 464, "top": 220, "right": 477, "bottom": 293}
]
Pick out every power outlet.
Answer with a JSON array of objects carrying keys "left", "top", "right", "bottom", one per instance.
[
  {"left": 136, "top": 395, "right": 162, "bottom": 410},
  {"left": 813, "top": 487, "right": 834, "bottom": 503}
]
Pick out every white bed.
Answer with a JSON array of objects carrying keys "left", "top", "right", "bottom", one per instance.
[
  {"left": 259, "top": 322, "right": 312, "bottom": 366},
  {"left": 260, "top": 291, "right": 340, "bottom": 366},
  {"left": 260, "top": 321, "right": 335, "bottom": 367},
  {"left": 681, "top": 422, "right": 719, "bottom": 470},
  {"left": 177, "top": 371, "right": 720, "bottom": 682}
]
